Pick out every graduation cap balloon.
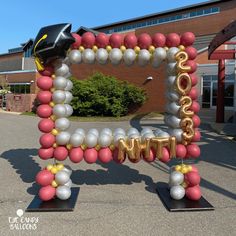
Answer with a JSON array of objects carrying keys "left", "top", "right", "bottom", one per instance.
[{"left": 32, "top": 23, "right": 75, "bottom": 71}]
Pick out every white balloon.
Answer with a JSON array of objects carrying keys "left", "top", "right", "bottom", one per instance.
[
  {"left": 141, "top": 132, "right": 155, "bottom": 141},
  {"left": 87, "top": 128, "right": 99, "bottom": 137},
  {"left": 100, "top": 128, "right": 112, "bottom": 137},
  {"left": 141, "top": 128, "right": 153, "bottom": 136},
  {"left": 153, "top": 128, "right": 164, "bottom": 136},
  {"left": 68, "top": 49, "right": 82, "bottom": 64},
  {"left": 56, "top": 186, "right": 71, "bottom": 200},
  {"left": 55, "top": 117, "right": 70, "bottom": 131},
  {"left": 166, "top": 115, "right": 181, "bottom": 129},
  {"left": 168, "top": 128, "right": 183, "bottom": 142},
  {"left": 75, "top": 128, "right": 85, "bottom": 137},
  {"left": 82, "top": 49, "right": 95, "bottom": 64},
  {"left": 62, "top": 166, "right": 72, "bottom": 176},
  {"left": 53, "top": 104, "right": 67, "bottom": 118},
  {"left": 152, "top": 48, "right": 166, "bottom": 67},
  {"left": 128, "top": 133, "right": 140, "bottom": 140},
  {"left": 64, "top": 104, "right": 73, "bottom": 117},
  {"left": 123, "top": 49, "right": 136, "bottom": 66},
  {"left": 166, "top": 76, "right": 176, "bottom": 88},
  {"left": 52, "top": 90, "right": 66, "bottom": 104},
  {"left": 53, "top": 76, "right": 67, "bottom": 90},
  {"left": 70, "top": 133, "right": 84, "bottom": 147},
  {"left": 169, "top": 171, "right": 184, "bottom": 186},
  {"left": 98, "top": 133, "right": 112, "bottom": 147},
  {"left": 109, "top": 48, "right": 122, "bottom": 65},
  {"left": 127, "top": 128, "right": 139, "bottom": 136},
  {"left": 158, "top": 131, "right": 170, "bottom": 138},
  {"left": 114, "top": 134, "right": 126, "bottom": 146},
  {"left": 85, "top": 133, "right": 97, "bottom": 148},
  {"left": 138, "top": 49, "right": 150, "bottom": 66},
  {"left": 64, "top": 91, "right": 73, "bottom": 104},
  {"left": 113, "top": 128, "right": 126, "bottom": 136},
  {"left": 166, "top": 90, "right": 180, "bottom": 102},
  {"left": 167, "top": 47, "right": 179, "bottom": 62},
  {"left": 96, "top": 48, "right": 108, "bottom": 64},
  {"left": 55, "top": 171, "right": 70, "bottom": 185},
  {"left": 64, "top": 179, "right": 72, "bottom": 188},
  {"left": 170, "top": 185, "right": 185, "bottom": 200},
  {"left": 166, "top": 63, "right": 177, "bottom": 75},
  {"left": 56, "top": 131, "right": 71, "bottom": 145},
  {"left": 55, "top": 63, "right": 69, "bottom": 77},
  {"left": 63, "top": 57, "right": 71, "bottom": 66},
  {"left": 65, "top": 79, "right": 73, "bottom": 91},
  {"left": 165, "top": 102, "right": 180, "bottom": 115}
]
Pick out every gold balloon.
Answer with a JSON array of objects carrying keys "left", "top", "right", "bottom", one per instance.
[
  {"left": 92, "top": 45, "right": 98, "bottom": 52},
  {"left": 134, "top": 46, "right": 140, "bottom": 54},
  {"left": 51, "top": 129, "right": 59, "bottom": 136},
  {"left": 180, "top": 117, "right": 194, "bottom": 144},
  {"left": 79, "top": 46, "right": 84, "bottom": 52},
  {"left": 46, "top": 164, "right": 53, "bottom": 171},
  {"left": 56, "top": 163, "right": 64, "bottom": 171},
  {"left": 95, "top": 144, "right": 101, "bottom": 151},
  {"left": 175, "top": 51, "right": 191, "bottom": 73},
  {"left": 50, "top": 115, "right": 56, "bottom": 121},
  {"left": 109, "top": 144, "right": 115, "bottom": 151},
  {"left": 50, "top": 167, "right": 58, "bottom": 174},
  {"left": 148, "top": 45, "right": 155, "bottom": 54},
  {"left": 49, "top": 102, "right": 55, "bottom": 107},
  {"left": 66, "top": 144, "right": 72, "bottom": 150},
  {"left": 51, "top": 180, "right": 58, "bottom": 188},
  {"left": 106, "top": 45, "right": 112, "bottom": 52},
  {"left": 178, "top": 45, "right": 185, "bottom": 51},
  {"left": 175, "top": 73, "right": 192, "bottom": 95},
  {"left": 179, "top": 96, "right": 194, "bottom": 118},
  {"left": 120, "top": 45, "right": 126, "bottom": 53}
]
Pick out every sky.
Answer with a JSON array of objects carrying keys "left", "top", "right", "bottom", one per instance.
[{"left": 0, "top": 0, "right": 207, "bottom": 53}]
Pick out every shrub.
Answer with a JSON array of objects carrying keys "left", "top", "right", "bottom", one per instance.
[{"left": 70, "top": 73, "right": 147, "bottom": 117}]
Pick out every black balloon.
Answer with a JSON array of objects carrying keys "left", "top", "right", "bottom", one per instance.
[{"left": 32, "top": 23, "right": 75, "bottom": 64}]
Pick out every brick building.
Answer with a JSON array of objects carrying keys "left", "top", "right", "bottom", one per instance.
[{"left": 0, "top": 0, "right": 235, "bottom": 114}]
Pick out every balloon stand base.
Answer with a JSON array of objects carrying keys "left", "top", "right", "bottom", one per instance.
[
  {"left": 26, "top": 187, "right": 80, "bottom": 212},
  {"left": 156, "top": 182, "right": 214, "bottom": 212}
]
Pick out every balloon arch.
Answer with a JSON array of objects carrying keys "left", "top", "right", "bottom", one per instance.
[{"left": 31, "top": 23, "right": 204, "bottom": 209}]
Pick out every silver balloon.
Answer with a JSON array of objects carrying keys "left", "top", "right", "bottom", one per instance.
[
  {"left": 166, "top": 63, "right": 177, "bottom": 75},
  {"left": 65, "top": 79, "right": 73, "bottom": 91},
  {"left": 138, "top": 49, "right": 150, "bottom": 66},
  {"left": 165, "top": 90, "right": 180, "bottom": 102},
  {"left": 63, "top": 57, "right": 71, "bottom": 66},
  {"left": 87, "top": 128, "right": 99, "bottom": 137},
  {"left": 140, "top": 128, "right": 153, "bottom": 136},
  {"left": 52, "top": 90, "right": 66, "bottom": 104},
  {"left": 167, "top": 128, "right": 183, "bottom": 142},
  {"left": 153, "top": 128, "right": 163, "bottom": 136},
  {"left": 55, "top": 63, "right": 69, "bottom": 77},
  {"left": 166, "top": 115, "right": 181, "bottom": 129},
  {"left": 75, "top": 128, "right": 85, "bottom": 137},
  {"left": 62, "top": 166, "right": 72, "bottom": 176},
  {"left": 165, "top": 102, "right": 180, "bottom": 115},
  {"left": 123, "top": 49, "right": 136, "bottom": 66},
  {"left": 113, "top": 128, "right": 126, "bottom": 136},
  {"left": 166, "top": 76, "right": 176, "bottom": 88},
  {"left": 158, "top": 131, "right": 170, "bottom": 138},
  {"left": 114, "top": 134, "right": 126, "bottom": 146},
  {"left": 53, "top": 76, "right": 67, "bottom": 90},
  {"left": 70, "top": 133, "right": 84, "bottom": 147},
  {"left": 82, "top": 49, "right": 95, "bottom": 64},
  {"left": 55, "top": 170, "right": 70, "bottom": 185},
  {"left": 109, "top": 48, "right": 122, "bottom": 65},
  {"left": 56, "top": 131, "right": 71, "bottom": 145},
  {"left": 53, "top": 104, "right": 67, "bottom": 118},
  {"left": 128, "top": 133, "right": 140, "bottom": 140},
  {"left": 85, "top": 133, "right": 97, "bottom": 148},
  {"left": 55, "top": 117, "right": 70, "bottom": 131},
  {"left": 56, "top": 186, "right": 71, "bottom": 200},
  {"left": 64, "top": 104, "right": 73, "bottom": 117},
  {"left": 141, "top": 132, "right": 155, "bottom": 141},
  {"left": 98, "top": 133, "right": 112, "bottom": 147},
  {"left": 169, "top": 171, "right": 184, "bottom": 186},
  {"left": 96, "top": 48, "right": 108, "bottom": 64},
  {"left": 152, "top": 47, "right": 167, "bottom": 67},
  {"left": 166, "top": 47, "right": 179, "bottom": 62},
  {"left": 68, "top": 49, "right": 82, "bottom": 64},
  {"left": 100, "top": 128, "right": 112, "bottom": 137},
  {"left": 170, "top": 185, "right": 185, "bottom": 200},
  {"left": 64, "top": 91, "right": 73, "bottom": 104},
  {"left": 64, "top": 179, "right": 72, "bottom": 188}
]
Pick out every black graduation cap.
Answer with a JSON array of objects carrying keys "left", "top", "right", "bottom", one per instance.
[{"left": 32, "top": 23, "right": 75, "bottom": 69}]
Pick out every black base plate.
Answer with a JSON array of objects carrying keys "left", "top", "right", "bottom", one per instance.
[
  {"left": 156, "top": 182, "right": 214, "bottom": 212},
  {"left": 26, "top": 187, "right": 80, "bottom": 212}
]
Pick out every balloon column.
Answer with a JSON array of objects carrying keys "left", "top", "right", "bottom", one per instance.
[{"left": 33, "top": 24, "right": 201, "bottom": 202}]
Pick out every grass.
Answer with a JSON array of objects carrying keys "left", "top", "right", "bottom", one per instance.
[{"left": 21, "top": 111, "right": 164, "bottom": 122}]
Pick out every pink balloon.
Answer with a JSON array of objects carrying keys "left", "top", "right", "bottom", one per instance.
[
  {"left": 185, "top": 171, "right": 201, "bottom": 187},
  {"left": 124, "top": 33, "right": 137, "bottom": 48},
  {"left": 109, "top": 33, "right": 123, "bottom": 48},
  {"left": 36, "top": 170, "right": 54, "bottom": 186},
  {"left": 166, "top": 33, "right": 180, "bottom": 47},
  {"left": 189, "top": 73, "right": 198, "bottom": 86},
  {"left": 84, "top": 148, "right": 98, "bottom": 164},
  {"left": 37, "top": 76, "right": 53, "bottom": 91},
  {"left": 192, "top": 115, "right": 201, "bottom": 127},
  {"left": 186, "top": 60, "right": 197, "bottom": 73},
  {"left": 186, "top": 144, "right": 201, "bottom": 158},
  {"left": 190, "top": 164, "right": 199, "bottom": 173},
  {"left": 95, "top": 33, "right": 109, "bottom": 48},
  {"left": 192, "top": 129, "right": 201, "bottom": 142},
  {"left": 138, "top": 33, "right": 152, "bottom": 49},
  {"left": 37, "top": 91, "right": 52, "bottom": 104},
  {"left": 37, "top": 105, "right": 52, "bottom": 118},
  {"left": 185, "top": 46, "right": 197, "bottom": 60},
  {"left": 39, "top": 133, "right": 55, "bottom": 148},
  {"left": 143, "top": 148, "right": 155, "bottom": 162},
  {"left": 152, "top": 33, "right": 166, "bottom": 47},
  {"left": 38, "top": 119, "right": 55, "bottom": 133},
  {"left": 71, "top": 33, "right": 82, "bottom": 49},
  {"left": 38, "top": 147, "right": 54, "bottom": 160},
  {"left": 176, "top": 144, "right": 187, "bottom": 158},
  {"left": 181, "top": 32, "right": 195, "bottom": 46},
  {"left": 159, "top": 147, "right": 170, "bottom": 163},
  {"left": 98, "top": 148, "right": 113, "bottom": 163},
  {"left": 112, "top": 148, "right": 126, "bottom": 164},
  {"left": 39, "top": 185, "right": 56, "bottom": 201},
  {"left": 190, "top": 101, "right": 200, "bottom": 113},
  {"left": 82, "top": 32, "right": 95, "bottom": 48},
  {"left": 185, "top": 185, "right": 201, "bottom": 200},
  {"left": 188, "top": 87, "right": 198, "bottom": 100},
  {"left": 69, "top": 147, "right": 84, "bottom": 163},
  {"left": 39, "top": 66, "right": 54, "bottom": 76},
  {"left": 54, "top": 146, "right": 68, "bottom": 161}
]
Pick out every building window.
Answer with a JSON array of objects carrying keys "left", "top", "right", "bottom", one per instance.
[
  {"left": 24, "top": 48, "right": 32, "bottom": 58},
  {"left": 9, "top": 83, "right": 31, "bottom": 94}
]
